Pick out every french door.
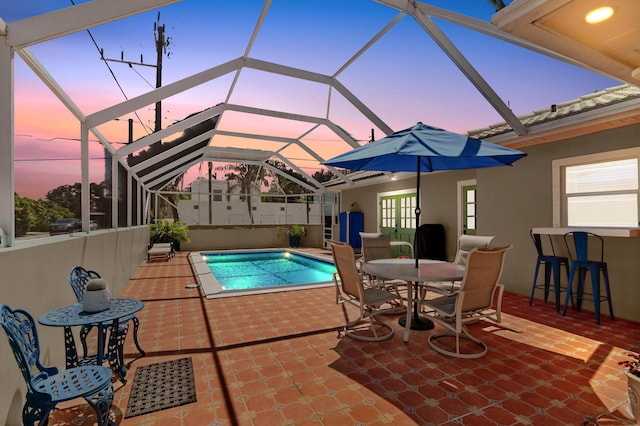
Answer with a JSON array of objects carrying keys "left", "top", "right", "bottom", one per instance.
[{"left": 379, "top": 193, "right": 416, "bottom": 257}]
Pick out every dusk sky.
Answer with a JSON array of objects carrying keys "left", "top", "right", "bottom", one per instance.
[{"left": 2, "top": 0, "right": 619, "bottom": 199}]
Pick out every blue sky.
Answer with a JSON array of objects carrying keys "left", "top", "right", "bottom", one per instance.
[{"left": 2, "top": 0, "right": 620, "bottom": 197}]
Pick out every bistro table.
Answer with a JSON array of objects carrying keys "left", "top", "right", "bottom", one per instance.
[
  {"left": 362, "top": 258, "right": 465, "bottom": 342},
  {"left": 39, "top": 298, "right": 143, "bottom": 383}
]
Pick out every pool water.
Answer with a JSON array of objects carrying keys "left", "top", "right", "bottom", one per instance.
[{"left": 201, "top": 250, "right": 336, "bottom": 292}]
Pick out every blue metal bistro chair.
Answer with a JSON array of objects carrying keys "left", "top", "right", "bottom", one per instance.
[
  {"left": 69, "top": 266, "right": 145, "bottom": 358},
  {"left": 0, "top": 303, "right": 114, "bottom": 426},
  {"left": 562, "top": 231, "right": 614, "bottom": 324},
  {"left": 529, "top": 230, "right": 571, "bottom": 312}
]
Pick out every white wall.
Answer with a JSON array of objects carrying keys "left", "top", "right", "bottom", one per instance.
[{"left": 176, "top": 199, "right": 322, "bottom": 226}]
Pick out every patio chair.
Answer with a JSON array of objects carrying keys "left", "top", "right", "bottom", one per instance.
[
  {"left": 359, "top": 232, "right": 411, "bottom": 299},
  {"left": 529, "top": 229, "right": 571, "bottom": 312},
  {"left": 0, "top": 303, "right": 114, "bottom": 426},
  {"left": 331, "top": 242, "right": 398, "bottom": 341},
  {"left": 425, "top": 234, "right": 495, "bottom": 295},
  {"left": 421, "top": 245, "right": 512, "bottom": 359},
  {"left": 562, "top": 231, "right": 614, "bottom": 324},
  {"left": 69, "top": 266, "right": 145, "bottom": 359}
]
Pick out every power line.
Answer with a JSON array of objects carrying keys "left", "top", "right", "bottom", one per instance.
[
  {"left": 129, "top": 65, "right": 155, "bottom": 89},
  {"left": 69, "top": 0, "right": 152, "bottom": 136},
  {"left": 15, "top": 157, "right": 112, "bottom": 162},
  {"left": 15, "top": 135, "right": 128, "bottom": 145}
]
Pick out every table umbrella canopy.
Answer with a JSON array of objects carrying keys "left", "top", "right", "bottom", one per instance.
[{"left": 323, "top": 122, "right": 526, "bottom": 172}]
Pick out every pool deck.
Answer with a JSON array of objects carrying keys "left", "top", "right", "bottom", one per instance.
[{"left": 50, "top": 249, "right": 639, "bottom": 425}]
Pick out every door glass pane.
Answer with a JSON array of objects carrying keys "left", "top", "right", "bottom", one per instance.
[
  {"left": 466, "top": 204, "right": 475, "bottom": 216},
  {"left": 381, "top": 198, "right": 395, "bottom": 228},
  {"left": 467, "top": 189, "right": 475, "bottom": 202},
  {"left": 467, "top": 217, "right": 476, "bottom": 230}
]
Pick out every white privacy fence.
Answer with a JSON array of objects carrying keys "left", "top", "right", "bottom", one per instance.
[{"left": 153, "top": 191, "right": 337, "bottom": 227}]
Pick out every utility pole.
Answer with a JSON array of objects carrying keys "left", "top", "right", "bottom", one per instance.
[
  {"left": 154, "top": 20, "right": 166, "bottom": 133},
  {"left": 101, "top": 13, "right": 170, "bottom": 133}
]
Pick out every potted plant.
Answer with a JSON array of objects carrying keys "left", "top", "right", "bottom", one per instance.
[
  {"left": 276, "top": 225, "right": 306, "bottom": 248},
  {"left": 149, "top": 219, "right": 190, "bottom": 251},
  {"left": 620, "top": 352, "right": 640, "bottom": 422}
]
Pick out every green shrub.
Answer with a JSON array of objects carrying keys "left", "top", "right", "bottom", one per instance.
[{"left": 149, "top": 219, "right": 190, "bottom": 245}]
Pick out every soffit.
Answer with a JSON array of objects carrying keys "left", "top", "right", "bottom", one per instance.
[{"left": 492, "top": 0, "right": 640, "bottom": 86}]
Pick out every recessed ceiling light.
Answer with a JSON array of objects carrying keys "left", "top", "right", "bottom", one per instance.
[{"left": 585, "top": 6, "right": 614, "bottom": 24}]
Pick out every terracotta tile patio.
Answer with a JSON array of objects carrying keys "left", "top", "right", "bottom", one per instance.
[{"left": 50, "top": 251, "right": 639, "bottom": 425}]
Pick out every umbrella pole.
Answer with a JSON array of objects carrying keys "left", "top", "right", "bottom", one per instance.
[
  {"left": 415, "top": 156, "right": 420, "bottom": 268},
  {"left": 398, "top": 157, "right": 434, "bottom": 331}
]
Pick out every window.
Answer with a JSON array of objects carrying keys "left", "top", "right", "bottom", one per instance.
[
  {"left": 457, "top": 179, "right": 476, "bottom": 236},
  {"left": 553, "top": 148, "right": 640, "bottom": 227},
  {"left": 462, "top": 184, "right": 477, "bottom": 235}
]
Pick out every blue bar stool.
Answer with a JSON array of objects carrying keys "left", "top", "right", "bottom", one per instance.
[
  {"left": 529, "top": 230, "right": 570, "bottom": 312},
  {"left": 562, "top": 231, "right": 614, "bottom": 324}
]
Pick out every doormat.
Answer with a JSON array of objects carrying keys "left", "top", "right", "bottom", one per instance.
[{"left": 125, "top": 357, "right": 196, "bottom": 418}]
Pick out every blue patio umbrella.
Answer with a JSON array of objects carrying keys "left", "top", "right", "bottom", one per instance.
[{"left": 323, "top": 122, "right": 526, "bottom": 329}]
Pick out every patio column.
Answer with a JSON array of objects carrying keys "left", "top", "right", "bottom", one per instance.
[
  {"left": 127, "top": 169, "right": 133, "bottom": 227},
  {"left": 111, "top": 148, "right": 119, "bottom": 228},
  {"left": 81, "top": 123, "right": 90, "bottom": 232},
  {"left": 0, "top": 28, "right": 15, "bottom": 247}
]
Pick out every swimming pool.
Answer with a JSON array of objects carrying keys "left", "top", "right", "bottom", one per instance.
[{"left": 194, "top": 249, "right": 336, "bottom": 297}]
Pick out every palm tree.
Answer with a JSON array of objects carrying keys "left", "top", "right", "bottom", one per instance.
[{"left": 217, "top": 163, "right": 269, "bottom": 224}]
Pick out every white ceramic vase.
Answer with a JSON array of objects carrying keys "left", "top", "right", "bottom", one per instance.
[
  {"left": 624, "top": 368, "right": 640, "bottom": 423},
  {"left": 83, "top": 278, "right": 111, "bottom": 312}
]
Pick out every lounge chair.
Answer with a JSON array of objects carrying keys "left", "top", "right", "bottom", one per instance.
[
  {"left": 147, "top": 242, "right": 175, "bottom": 261},
  {"left": 421, "top": 245, "right": 512, "bottom": 359}
]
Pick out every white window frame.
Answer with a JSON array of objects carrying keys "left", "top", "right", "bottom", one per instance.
[
  {"left": 457, "top": 179, "right": 476, "bottom": 237},
  {"left": 552, "top": 147, "right": 640, "bottom": 227}
]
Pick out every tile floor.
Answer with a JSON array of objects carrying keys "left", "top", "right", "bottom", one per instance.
[{"left": 50, "top": 251, "right": 639, "bottom": 425}]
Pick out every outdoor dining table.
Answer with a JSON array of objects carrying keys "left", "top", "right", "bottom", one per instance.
[
  {"left": 39, "top": 298, "right": 144, "bottom": 383},
  {"left": 362, "top": 258, "right": 465, "bottom": 343}
]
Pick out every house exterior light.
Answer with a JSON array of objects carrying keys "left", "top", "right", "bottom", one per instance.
[{"left": 585, "top": 6, "right": 614, "bottom": 24}]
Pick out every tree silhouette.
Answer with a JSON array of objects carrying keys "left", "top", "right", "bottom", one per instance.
[
  {"left": 217, "top": 163, "right": 269, "bottom": 224},
  {"left": 45, "top": 182, "right": 108, "bottom": 219},
  {"left": 14, "top": 193, "right": 74, "bottom": 236}
]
